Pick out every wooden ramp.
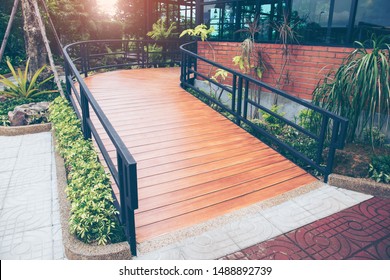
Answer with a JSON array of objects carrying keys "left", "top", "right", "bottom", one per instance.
[{"left": 84, "top": 68, "right": 317, "bottom": 242}]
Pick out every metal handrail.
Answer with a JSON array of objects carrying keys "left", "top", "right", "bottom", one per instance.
[
  {"left": 62, "top": 39, "right": 182, "bottom": 256},
  {"left": 180, "top": 41, "right": 349, "bottom": 181}
]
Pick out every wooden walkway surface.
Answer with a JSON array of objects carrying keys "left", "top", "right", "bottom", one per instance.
[{"left": 84, "top": 67, "right": 317, "bottom": 242}]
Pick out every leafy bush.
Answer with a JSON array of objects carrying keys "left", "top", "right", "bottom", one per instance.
[
  {"left": 145, "top": 43, "right": 163, "bottom": 64},
  {"left": 369, "top": 155, "right": 390, "bottom": 183},
  {"left": 180, "top": 24, "right": 215, "bottom": 42},
  {"left": 297, "top": 109, "right": 322, "bottom": 135},
  {"left": 362, "top": 127, "right": 386, "bottom": 148},
  {"left": 251, "top": 105, "right": 319, "bottom": 173},
  {"left": 147, "top": 18, "right": 177, "bottom": 40},
  {"left": 313, "top": 36, "right": 390, "bottom": 144},
  {"left": 0, "top": 58, "right": 57, "bottom": 99},
  {"left": 49, "top": 97, "right": 124, "bottom": 245},
  {"left": 0, "top": 56, "right": 25, "bottom": 75},
  {"left": 258, "top": 105, "right": 286, "bottom": 134}
]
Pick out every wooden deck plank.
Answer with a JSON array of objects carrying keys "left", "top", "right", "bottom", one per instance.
[
  {"left": 136, "top": 166, "right": 305, "bottom": 227},
  {"left": 137, "top": 154, "right": 285, "bottom": 198},
  {"left": 137, "top": 160, "right": 298, "bottom": 213},
  {"left": 83, "top": 68, "right": 317, "bottom": 242},
  {"left": 136, "top": 173, "right": 315, "bottom": 242}
]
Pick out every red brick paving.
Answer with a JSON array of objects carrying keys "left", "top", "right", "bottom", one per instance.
[{"left": 220, "top": 197, "right": 390, "bottom": 260}]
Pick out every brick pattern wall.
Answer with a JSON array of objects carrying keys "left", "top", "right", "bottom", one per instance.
[{"left": 197, "top": 41, "right": 354, "bottom": 100}]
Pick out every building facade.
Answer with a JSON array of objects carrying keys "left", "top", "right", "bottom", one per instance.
[
  {"left": 196, "top": 0, "right": 390, "bottom": 46},
  {"left": 191, "top": 1, "right": 390, "bottom": 99}
]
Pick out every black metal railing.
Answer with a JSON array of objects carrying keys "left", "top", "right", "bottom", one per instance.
[
  {"left": 180, "top": 41, "right": 349, "bottom": 182},
  {"left": 63, "top": 39, "right": 182, "bottom": 256}
]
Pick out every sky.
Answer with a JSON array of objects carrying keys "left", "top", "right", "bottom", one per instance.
[{"left": 96, "top": 0, "right": 118, "bottom": 16}]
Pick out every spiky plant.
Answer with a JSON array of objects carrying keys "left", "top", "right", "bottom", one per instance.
[
  {"left": 313, "top": 35, "right": 390, "bottom": 144},
  {"left": 0, "top": 58, "right": 56, "bottom": 99}
]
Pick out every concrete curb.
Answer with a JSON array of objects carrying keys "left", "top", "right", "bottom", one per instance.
[
  {"left": 53, "top": 134, "right": 132, "bottom": 260},
  {"left": 329, "top": 173, "right": 390, "bottom": 198},
  {"left": 0, "top": 123, "right": 52, "bottom": 136}
]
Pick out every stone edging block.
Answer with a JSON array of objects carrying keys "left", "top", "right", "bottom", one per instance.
[
  {"left": 329, "top": 173, "right": 390, "bottom": 198},
  {"left": 0, "top": 123, "right": 52, "bottom": 136},
  {"left": 54, "top": 134, "right": 133, "bottom": 260}
]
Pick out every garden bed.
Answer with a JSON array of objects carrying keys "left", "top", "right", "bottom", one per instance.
[
  {"left": 49, "top": 97, "right": 132, "bottom": 259},
  {"left": 329, "top": 143, "right": 390, "bottom": 198},
  {"left": 332, "top": 143, "right": 390, "bottom": 178},
  {"left": 54, "top": 142, "right": 132, "bottom": 260}
]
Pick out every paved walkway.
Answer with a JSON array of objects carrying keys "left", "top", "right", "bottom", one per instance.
[
  {"left": 0, "top": 132, "right": 389, "bottom": 260},
  {"left": 0, "top": 132, "right": 65, "bottom": 260},
  {"left": 135, "top": 184, "right": 381, "bottom": 259},
  {"left": 220, "top": 196, "right": 390, "bottom": 260}
]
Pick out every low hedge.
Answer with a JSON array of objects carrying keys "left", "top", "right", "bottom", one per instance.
[{"left": 49, "top": 96, "right": 125, "bottom": 245}]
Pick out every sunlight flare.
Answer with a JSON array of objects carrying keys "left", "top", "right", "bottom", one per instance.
[{"left": 96, "top": 0, "right": 117, "bottom": 16}]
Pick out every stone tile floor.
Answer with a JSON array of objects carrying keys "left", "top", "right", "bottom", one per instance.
[
  {"left": 220, "top": 197, "right": 390, "bottom": 260},
  {"left": 0, "top": 132, "right": 65, "bottom": 260},
  {"left": 135, "top": 185, "right": 377, "bottom": 260}
]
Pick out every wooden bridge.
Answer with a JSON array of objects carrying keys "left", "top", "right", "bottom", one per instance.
[{"left": 84, "top": 67, "right": 317, "bottom": 243}]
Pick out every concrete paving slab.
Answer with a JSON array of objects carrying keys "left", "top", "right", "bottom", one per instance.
[
  {"left": 135, "top": 184, "right": 373, "bottom": 260},
  {"left": 0, "top": 132, "right": 64, "bottom": 260}
]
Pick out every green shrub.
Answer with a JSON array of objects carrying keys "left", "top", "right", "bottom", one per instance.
[
  {"left": 145, "top": 43, "right": 163, "bottom": 64},
  {"left": 362, "top": 127, "right": 386, "bottom": 148},
  {"left": 252, "top": 105, "right": 319, "bottom": 173},
  {"left": 49, "top": 97, "right": 124, "bottom": 245},
  {"left": 369, "top": 156, "right": 390, "bottom": 183},
  {"left": 0, "top": 58, "right": 57, "bottom": 99},
  {"left": 297, "top": 109, "right": 322, "bottom": 135},
  {"left": 313, "top": 36, "right": 390, "bottom": 144},
  {"left": 259, "top": 105, "right": 286, "bottom": 134},
  {"left": 147, "top": 18, "right": 177, "bottom": 40}
]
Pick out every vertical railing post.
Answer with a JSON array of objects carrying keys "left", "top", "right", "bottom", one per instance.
[
  {"left": 236, "top": 77, "right": 243, "bottom": 126},
  {"left": 85, "top": 42, "right": 90, "bottom": 77},
  {"left": 316, "top": 116, "right": 329, "bottom": 164},
  {"left": 186, "top": 53, "right": 192, "bottom": 84},
  {"left": 180, "top": 52, "right": 186, "bottom": 85},
  {"left": 243, "top": 80, "right": 249, "bottom": 120},
  {"left": 64, "top": 60, "right": 71, "bottom": 99},
  {"left": 80, "top": 43, "right": 87, "bottom": 77},
  {"left": 80, "top": 87, "right": 91, "bottom": 140},
  {"left": 124, "top": 40, "right": 129, "bottom": 62},
  {"left": 232, "top": 74, "right": 237, "bottom": 114},
  {"left": 324, "top": 120, "right": 340, "bottom": 183},
  {"left": 142, "top": 42, "right": 146, "bottom": 68},
  {"left": 193, "top": 42, "right": 198, "bottom": 80},
  {"left": 117, "top": 152, "right": 139, "bottom": 257}
]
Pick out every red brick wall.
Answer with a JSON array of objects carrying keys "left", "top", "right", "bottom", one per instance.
[{"left": 197, "top": 41, "right": 354, "bottom": 100}]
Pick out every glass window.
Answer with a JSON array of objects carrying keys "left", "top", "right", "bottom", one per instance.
[
  {"left": 203, "top": 2, "right": 238, "bottom": 41},
  {"left": 291, "top": 0, "right": 351, "bottom": 45},
  {"left": 329, "top": 0, "right": 352, "bottom": 44},
  {"left": 202, "top": 1, "right": 289, "bottom": 42},
  {"left": 292, "top": 0, "right": 330, "bottom": 44},
  {"left": 198, "top": 0, "right": 390, "bottom": 45},
  {"left": 354, "top": 0, "right": 390, "bottom": 41}
]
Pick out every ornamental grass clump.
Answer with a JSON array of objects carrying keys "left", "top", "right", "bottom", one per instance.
[
  {"left": 313, "top": 36, "right": 390, "bottom": 144},
  {"left": 49, "top": 97, "right": 124, "bottom": 245},
  {"left": 0, "top": 58, "right": 57, "bottom": 99}
]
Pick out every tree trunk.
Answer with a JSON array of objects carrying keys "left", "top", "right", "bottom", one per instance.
[
  {"left": 0, "top": 0, "right": 20, "bottom": 62},
  {"left": 21, "top": 0, "right": 47, "bottom": 75},
  {"left": 32, "top": 0, "right": 65, "bottom": 97}
]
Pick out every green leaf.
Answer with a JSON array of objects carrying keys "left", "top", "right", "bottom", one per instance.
[{"left": 0, "top": 58, "right": 55, "bottom": 100}]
